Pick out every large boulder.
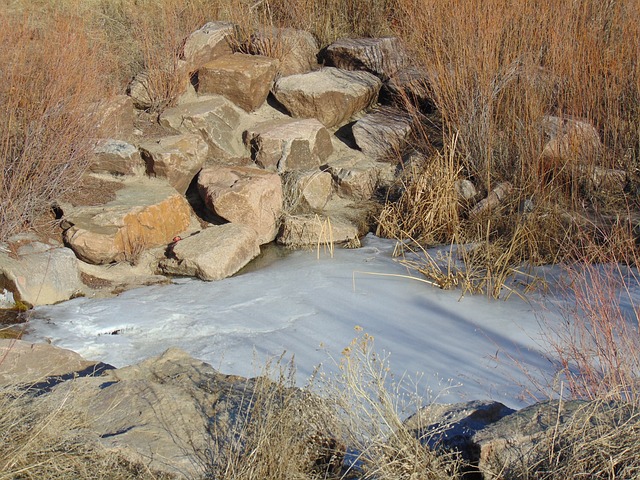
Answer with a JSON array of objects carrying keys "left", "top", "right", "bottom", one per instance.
[
  {"left": 0, "top": 243, "right": 82, "bottom": 307},
  {"left": 159, "top": 96, "right": 248, "bottom": 163},
  {"left": 139, "top": 134, "right": 209, "bottom": 194},
  {"left": 63, "top": 178, "right": 192, "bottom": 264},
  {"left": 272, "top": 68, "right": 382, "bottom": 128},
  {"left": 42, "top": 348, "right": 341, "bottom": 479},
  {"left": 0, "top": 340, "right": 107, "bottom": 386},
  {"left": 197, "top": 53, "right": 279, "bottom": 112},
  {"left": 243, "top": 27, "right": 319, "bottom": 76},
  {"left": 159, "top": 224, "right": 260, "bottom": 281},
  {"left": 320, "top": 37, "right": 409, "bottom": 80},
  {"left": 197, "top": 166, "right": 283, "bottom": 244},
  {"left": 243, "top": 118, "right": 333, "bottom": 172},
  {"left": 352, "top": 106, "right": 413, "bottom": 160},
  {"left": 89, "top": 139, "right": 145, "bottom": 176},
  {"left": 180, "top": 21, "right": 236, "bottom": 72}
]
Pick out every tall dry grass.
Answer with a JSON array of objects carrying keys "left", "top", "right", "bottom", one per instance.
[{"left": 0, "top": 6, "right": 113, "bottom": 242}]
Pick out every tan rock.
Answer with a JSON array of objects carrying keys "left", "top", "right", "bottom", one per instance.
[
  {"left": 139, "top": 134, "right": 208, "bottom": 194},
  {"left": 244, "top": 27, "right": 319, "bottom": 76},
  {"left": 284, "top": 170, "right": 333, "bottom": 211},
  {"left": 197, "top": 53, "right": 279, "bottom": 112},
  {"left": 180, "top": 21, "right": 236, "bottom": 72},
  {"left": 243, "top": 118, "right": 333, "bottom": 172},
  {"left": 90, "top": 140, "right": 144, "bottom": 176},
  {"left": 277, "top": 214, "right": 360, "bottom": 247},
  {"left": 0, "top": 340, "right": 102, "bottom": 386},
  {"left": 92, "top": 95, "right": 135, "bottom": 139},
  {"left": 541, "top": 115, "right": 602, "bottom": 164},
  {"left": 159, "top": 224, "right": 260, "bottom": 281},
  {"left": 327, "top": 156, "right": 380, "bottom": 201},
  {"left": 0, "top": 245, "right": 82, "bottom": 307},
  {"left": 197, "top": 166, "right": 283, "bottom": 244},
  {"left": 159, "top": 97, "right": 248, "bottom": 163},
  {"left": 272, "top": 68, "right": 382, "bottom": 127},
  {"left": 63, "top": 178, "right": 192, "bottom": 264}
]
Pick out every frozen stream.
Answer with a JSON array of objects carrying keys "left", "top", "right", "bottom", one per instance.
[{"left": 25, "top": 235, "right": 560, "bottom": 409}]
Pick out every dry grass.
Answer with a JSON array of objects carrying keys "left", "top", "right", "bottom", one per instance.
[{"left": 0, "top": 384, "right": 174, "bottom": 479}]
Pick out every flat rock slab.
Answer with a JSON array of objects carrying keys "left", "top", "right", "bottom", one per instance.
[
  {"left": 159, "top": 224, "right": 260, "bottom": 281},
  {"left": 159, "top": 96, "right": 248, "bottom": 163},
  {"left": 0, "top": 244, "right": 82, "bottom": 307},
  {"left": 277, "top": 214, "right": 360, "bottom": 247},
  {"left": 63, "top": 178, "right": 192, "bottom": 265},
  {"left": 139, "top": 134, "right": 209, "bottom": 194},
  {"left": 198, "top": 166, "right": 283, "bottom": 244},
  {"left": 197, "top": 53, "right": 279, "bottom": 112},
  {"left": 0, "top": 340, "right": 104, "bottom": 386},
  {"left": 320, "top": 37, "right": 409, "bottom": 80},
  {"left": 244, "top": 118, "right": 333, "bottom": 172},
  {"left": 273, "top": 67, "right": 382, "bottom": 127},
  {"left": 244, "top": 27, "right": 319, "bottom": 76},
  {"left": 90, "top": 139, "right": 144, "bottom": 176},
  {"left": 352, "top": 106, "right": 413, "bottom": 159},
  {"left": 180, "top": 21, "right": 235, "bottom": 72}
]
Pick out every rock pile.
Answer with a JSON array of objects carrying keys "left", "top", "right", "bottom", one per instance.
[{"left": 0, "top": 21, "right": 610, "bottom": 307}]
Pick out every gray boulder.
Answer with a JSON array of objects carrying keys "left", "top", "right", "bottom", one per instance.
[
  {"left": 277, "top": 214, "right": 360, "bottom": 247},
  {"left": 272, "top": 68, "right": 382, "bottom": 128},
  {"left": 320, "top": 37, "right": 409, "bottom": 80},
  {"left": 352, "top": 106, "right": 413, "bottom": 160}
]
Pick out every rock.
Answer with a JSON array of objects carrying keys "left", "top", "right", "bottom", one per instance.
[
  {"left": 92, "top": 95, "right": 135, "bottom": 139},
  {"left": 272, "top": 68, "right": 382, "bottom": 128},
  {"left": 454, "top": 179, "right": 478, "bottom": 201},
  {"left": 277, "top": 214, "right": 360, "bottom": 247},
  {"left": 159, "top": 97, "right": 248, "bottom": 163},
  {"left": 384, "top": 66, "right": 433, "bottom": 109},
  {"left": 0, "top": 245, "right": 82, "bottom": 307},
  {"left": 472, "top": 400, "right": 590, "bottom": 479},
  {"left": 63, "top": 178, "right": 192, "bottom": 264},
  {"left": 0, "top": 340, "right": 107, "bottom": 387},
  {"left": 197, "top": 166, "right": 283, "bottom": 244},
  {"left": 326, "top": 154, "right": 380, "bottom": 201},
  {"left": 197, "top": 53, "right": 279, "bottom": 112},
  {"left": 352, "top": 106, "right": 413, "bottom": 160},
  {"left": 405, "top": 400, "right": 515, "bottom": 464},
  {"left": 127, "top": 71, "right": 154, "bottom": 110},
  {"left": 180, "top": 21, "right": 236, "bottom": 72},
  {"left": 139, "top": 134, "right": 208, "bottom": 194},
  {"left": 283, "top": 169, "right": 333, "bottom": 211},
  {"left": 469, "top": 182, "right": 513, "bottom": 218},
  {"left": 320, "top": 37, "right": 409, "bottom": 80},
  {"left": 243, "top": 118, "right": 333, "bottom": 172},
  {"left": 43, "top": 348, "right": 341, "bottom": 478},
  {"left": 243, "top": 27, "right": 319, "bottom": 76},
  {"left": 541, "top": 115, "right": 602, "bottom": 164},
  {"left": 159, "top": 224, "right": 260, "bottom": 281},
  {"left": 89, "top": 139, "right": 145, "bottom": 176}
]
